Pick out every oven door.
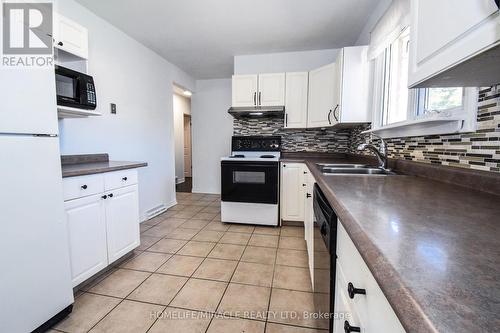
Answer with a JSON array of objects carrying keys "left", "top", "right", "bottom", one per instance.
[{"left": 221, "top": 161, "right": 279, "bottom": 204}]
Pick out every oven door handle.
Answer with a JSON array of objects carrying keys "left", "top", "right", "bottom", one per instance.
[{"left": 221, "top": 162, "right": 278, "bottom": 168}]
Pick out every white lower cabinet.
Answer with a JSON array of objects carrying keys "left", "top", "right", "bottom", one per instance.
[
  {"left": 63, "top": 169, "right": 140, "bottom": 287},
  {"left": 105, "top": 185, "right": 140, "bottom": 264},
  {"left": 280, "top": 163, "right": 306, "bottom": 221},
  {"left": 335, "top": 221, "right": 406, "bottom": 332},
  {"left": 64, "top": 194, "right": 107, "bottom": 287},
  {"left": 303, "top": 168, "right": 315, "bottom": 286}
]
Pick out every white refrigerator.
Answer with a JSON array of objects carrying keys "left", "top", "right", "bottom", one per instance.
[{"left": 0, "top": 64, "right": 75, "bottom": 332}]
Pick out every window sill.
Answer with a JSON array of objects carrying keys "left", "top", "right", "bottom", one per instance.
[{"left": 363, "top": 117, "right": 465, "bottom": 139}]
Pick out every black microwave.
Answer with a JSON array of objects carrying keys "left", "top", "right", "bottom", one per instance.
[{"left": 55, "top": 65, "right": 97, "bottom": 110}]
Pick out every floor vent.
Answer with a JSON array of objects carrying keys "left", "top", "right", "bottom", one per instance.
[{"left": 145, "top": 204, "right": 167, "bottom": 220}]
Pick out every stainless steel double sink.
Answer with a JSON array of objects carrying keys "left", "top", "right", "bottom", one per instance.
[{"left": 316, "top": 163, "right": 396, "bottom": 175}]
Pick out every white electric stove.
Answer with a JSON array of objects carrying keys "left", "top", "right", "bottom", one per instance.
[{"left": 220, "top": 136, "right": 281, "bottom": 226}]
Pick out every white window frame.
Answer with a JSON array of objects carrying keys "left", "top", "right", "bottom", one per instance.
[{"left": 368, "top": 30, "right": 479, "bottom": 139}]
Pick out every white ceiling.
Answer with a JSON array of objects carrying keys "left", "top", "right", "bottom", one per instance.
[{"left": 75, "top": 0, "right": 378, "bottom": 79}]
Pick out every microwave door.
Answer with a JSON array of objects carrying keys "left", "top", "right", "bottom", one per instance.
[{"left": 56, "top": 73, "right": 78, "bottom": 105}]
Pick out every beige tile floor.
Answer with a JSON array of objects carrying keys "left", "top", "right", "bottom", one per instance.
[{"left": 52, "top": 192, "right": 327, "bottom": 333}]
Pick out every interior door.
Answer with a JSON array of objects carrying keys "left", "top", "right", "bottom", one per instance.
[
  {"left": 307, "top": 63, "right": 336, "bottom": 128},
  {"left": 64, "top": 194, "right": 107, "bottom": 287},
  {"left": 183, "top": 115, "right": 192, "bottom": 178},
  {"left": 105, "top": 185, "right": 140, "bottom": 264},
  {"left": 285, "top": 72, "right": 308, "bottom": 128},
  {"left": 258, "top": 73, "right": 286, "bottom": 106},
  {"left": 232, "top": 75, "right": 258, "bottom": 107}
]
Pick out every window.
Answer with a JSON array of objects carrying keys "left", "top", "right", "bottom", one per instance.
[
  {"left": 371, "top": 28, "right": 478, "bottom": 137},
  {"left": 381, "top": 27, "right": 410, "bottom": 125},
  {"left": 416, "top": 88, "right": 464, "bottom": 116}
]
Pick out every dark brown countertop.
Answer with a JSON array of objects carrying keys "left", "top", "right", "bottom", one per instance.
[
  {"left": 61, "top": 154, "right": 147, "bottom": 178},
  {"left": 281, "top": 152, "right": 500, "bottom": 333}
]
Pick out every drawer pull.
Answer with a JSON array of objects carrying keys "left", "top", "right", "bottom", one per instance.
[
  {"left": 101, "top": 195, "right": 107, "bottom": 199},
  {"left": 122, "top": 177, "right": 128, "bottom": 181},
  {"left": 81, "top": 185, "right": 88, "bottom": 190},
  {"left": 344, "top": 320, "right": 361, "bottom": 333},
  {"left": 306, "top": 193, "right": 312, "bottom": 198},
  {"left": 108, "top": 193, "right": 114, "bottom": 198},
  {"left": 348, "top": 282, "right": 366, "bottom": 299}
]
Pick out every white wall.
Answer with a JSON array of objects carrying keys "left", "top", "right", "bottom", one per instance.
[
  {"left": 57, "top": 0, "right": 195, "bottom": 221},
  {"left": 234, "top": 49, "right": 339, "bottom": 74},
  {"left": 191, "top": 79, "right": 233, "bottom": 194},
  {"left": 173, "top": 93, "right": 191, "bottom": 183},
  {"left": 355, "top": 0, "right": 392, "bottom": 46}
]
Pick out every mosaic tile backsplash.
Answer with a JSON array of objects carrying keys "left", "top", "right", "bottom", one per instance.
[
  {"left": 233, "top": 86, "right": 500, "bottom": 173},
  {"left": 233, "top": 118, "right": 351, "bottom": 152},
  {"left": 350, "top": 86, "right": 500, "bottom": 173}
]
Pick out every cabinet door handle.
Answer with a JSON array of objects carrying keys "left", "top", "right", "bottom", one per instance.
[
  {"left": 333, "top": 104, "right": 339, "bottom": 122},
  {"left": 258, "top": 92, "right": 262, "bottom": 105},
  {"left": 122, "top": 177, "right": 128, "bottom": 181},
  {"left": 328, "top": 109, "right": 332, "bottom": 125},
  {"left": 344, "top": 321, "right": 361, "bottom": 333},
  {"left": 302, "top": 183, "right": 306, "bottom": 187},
  {"left": 108, "top": 193, "right": 114, "bottom": 198},
  {"left": 57, "top": 41, "right": 64, "bottom": 46},
  {"left": 81, "top": 184, "right": 88, "bottom": 190},
  {"left": 306, "top": 193, "right": 312, "bottom": 198},
  {"left": 348, "top": 282, "right": 366, "bottom": 299},
  {"left": 253, "top": 92, "right": 257, "bottom": 106},
  {"left": 101, "top": 195, "right": 108, "bottom": 199}
]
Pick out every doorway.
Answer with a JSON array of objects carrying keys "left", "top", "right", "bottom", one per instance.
[{"left": 173, "top": 84, "right": 193, "bottom": 193}]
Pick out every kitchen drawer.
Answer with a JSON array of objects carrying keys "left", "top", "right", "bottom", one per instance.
[
  {"left": 334, "top": 263, "right": 363, "bottom": 333},
  {"left": 337, "top": 221, "right": 405, "bottom": 332},
  {"left": 63, "top": 174, "right": 104, "bottom": 201},
  {"left": 104, "top": 169, "right": 138, "bottom": 191}
]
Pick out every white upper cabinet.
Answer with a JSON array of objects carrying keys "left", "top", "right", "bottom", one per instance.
[
  {"left": 258, "top": 73, "right": 286, "bottom": 106},
  {"left": 285, "top": 72, "right": 309, "bottom": 128},
  {"left": 307, "top": 63, "right": 338, "bottom": 128},
  {"left": 408, "top": 0, "right": 500, "bottom": 87},
  {"left": 232, "top": 73, "right": 285, "bottom": 107},
  {"left": 53, "top": 13, "right": 89, "bottom": 59},
  {"left": 232, "top": 75, "right": 258, "bottom": 107},
  {"left": 336, "top": 46, "right": 371, "bottom": 124}
]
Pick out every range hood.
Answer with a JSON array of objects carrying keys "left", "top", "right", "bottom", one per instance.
[{"left": 228, "top": 106, "right": 285, "bottom": 119}]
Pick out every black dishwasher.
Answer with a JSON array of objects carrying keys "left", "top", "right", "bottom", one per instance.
[{"left": 313, "top": 183, "right": 337, "bottom": 333}]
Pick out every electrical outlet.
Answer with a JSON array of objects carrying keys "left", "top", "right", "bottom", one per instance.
[{"left": 110, "top": 103, "right": 117, "bottom": 114}]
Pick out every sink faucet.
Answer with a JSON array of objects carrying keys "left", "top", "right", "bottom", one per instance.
[{"left": 357, "top": 134, "right": 388, "bottom": 169}]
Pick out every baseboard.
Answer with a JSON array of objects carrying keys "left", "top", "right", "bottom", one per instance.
[{"left": 191, "top": 187, "right": 221, "bottom": 195}]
